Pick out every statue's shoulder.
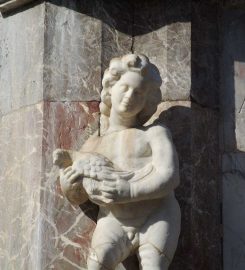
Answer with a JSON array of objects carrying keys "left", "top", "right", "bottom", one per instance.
[
  {"left": 80, "top": 131, "right": 100, "bottom": 152},
  {"left": 145, "top": 123, "right": 172, "bottom": 139}
]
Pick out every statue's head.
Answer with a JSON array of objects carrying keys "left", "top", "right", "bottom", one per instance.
[{"left": 100, "top": 54, "right": 162, "bottom": 132}]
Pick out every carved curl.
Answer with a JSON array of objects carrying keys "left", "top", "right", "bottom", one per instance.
[{"left": 99, "top": 54, "right": 162, "bottom": 133}]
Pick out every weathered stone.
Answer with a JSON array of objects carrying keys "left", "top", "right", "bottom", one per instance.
[
  {"left": 223, "top": 153, "right": 245, "bottom": 270},
  {"left": 149, "top": 101, "right": 192, "bottom": 270},
  {"left": 220, "top": 10, "right": 245, "bottom": 152},
  {"left": 148, "top": 101, "right": 221, "bottom": 270},
  {"left": 220, "top": 6, "right": 245, "bottom": 270},
  {"left": 0, "top": 0, "right": 34, "bottom": 13},
  {"left": 44, "top": 1, "right": 102, "bottom": 101},
  {"left": 0, "top": 103, "right": 43, "bottom": 269},
  {"left": 0, "top": 3, "right": 44, "bottom": 115},
  {"left": 234, "top": 61, "right": 245, "bottom": 151},
  {"left": 40, "top": 101, "right": 99, "bottom": 269},
  {"left": 101, "top": 22, "right": 132, "bottom": 72},
  {"left": 223, "top": 0, "right": 245, "bottom": 8},
  {"left": 133, "top": 0, "right": 191, "bottom": 101},
  {"left": 0, "top": 101, "right": 99, "bottom": 269},
  {"left": 191, "top": 1, "right": 220, "bottom": 109},
  {"left": 191, "top": 103, "right": 221, "bottom": 270},
  {"left": 165, "top": 22, "right": 191, "bottom": 101},
  {"left": 99, "top": 1, "right": 133, "bottom": 71}
]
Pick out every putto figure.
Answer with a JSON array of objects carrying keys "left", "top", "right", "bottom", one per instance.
[{"left": 53, "top": 54, "right": 181, "bottom": 270}]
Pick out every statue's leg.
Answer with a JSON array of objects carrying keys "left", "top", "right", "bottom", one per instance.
[
  {"left": 87, "top": 217, "right": 132, "bottom": 270},
  {"left": 138, "top": 196, "right": 181, "bottom": 270},
  {"left": 87, "top": 257, "right": 109, "bottom": 270},
  {"left": 137, "top": 243, "right": 170, "bottom": 270}
]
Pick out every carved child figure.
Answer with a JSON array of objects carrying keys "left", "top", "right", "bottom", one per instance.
[{"left": 53, "top": 54, "right": 181, "bottom": 270}]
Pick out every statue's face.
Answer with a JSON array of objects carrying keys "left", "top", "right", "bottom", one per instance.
[{"left": 110, "top": 71, "right": 148, "bottom": 117}]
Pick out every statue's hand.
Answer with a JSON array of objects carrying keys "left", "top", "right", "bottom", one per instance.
[
  {"left": 82, "top": 177, "right": 114, "bottom": 205},
  {"left": 82, "top": 174, "right": 132, "bottom": 205},
  {"left": 98, "top": 176, "right": 131, "bottom": 203},
  {"left": 59, "top": 166, "right": 87, "bottom": 205},
  {"left": 60, "top": 166, "right": 82, "bottom": 187}
]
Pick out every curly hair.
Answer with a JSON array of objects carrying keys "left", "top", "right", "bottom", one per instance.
[{"left": 99, "top": 54, "right": 162, "bottom": 133}]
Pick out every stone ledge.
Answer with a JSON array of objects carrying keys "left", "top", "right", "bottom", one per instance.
[{"left": 0, "top": 0, "right": 34, "bottom": 13}]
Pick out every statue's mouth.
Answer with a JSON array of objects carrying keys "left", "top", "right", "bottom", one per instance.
[{"left": 122, "top": 99, "right": 133, "bottom": 107}]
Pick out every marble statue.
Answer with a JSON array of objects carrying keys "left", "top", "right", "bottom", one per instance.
[{"left": 53, "top": 54, "right": 181, "bottom": 270}]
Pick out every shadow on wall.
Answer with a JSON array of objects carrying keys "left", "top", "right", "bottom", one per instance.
[
  {"left": 221, "top": 7, "right": 245, "bottom": 270},
  {"left": 3, "top": 0, "right": 190, "bottom": 33},
  {"left": 221, "top": 9, "right": 245, "bottom": 151},
  {"left": 190, "top": 2, "right": 221, "bottom": 270},
  {"left": 47, "top": 0, "right": 190, "bottom": 36}
]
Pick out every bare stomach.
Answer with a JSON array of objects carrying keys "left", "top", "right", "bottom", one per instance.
[{"left": 98, "top": 192, "right": 176, "bottom": 228}]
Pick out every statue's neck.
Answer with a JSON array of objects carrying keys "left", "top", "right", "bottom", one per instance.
[{"left": 107, "top": 108, "right": 137, "bottom": 132}]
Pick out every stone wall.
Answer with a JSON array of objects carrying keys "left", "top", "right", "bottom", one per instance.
[
  {"left": 221, "top": 4, "right": 245, "bottom": 269},
  {"left": 0, "top": 3, "right": 45, "bottom": 269},
  {"left": 0, "top": 1, "right": 230, "bottom": 269}
]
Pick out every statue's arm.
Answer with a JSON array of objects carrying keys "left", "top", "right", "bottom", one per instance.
[
  {"left": 54, "top": 134, "right": 100, "bottom": 205},
  {"left": 129, "top": 125, "right": 180, "bottom": 202}
]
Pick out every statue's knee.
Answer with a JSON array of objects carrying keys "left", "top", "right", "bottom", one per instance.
[
  {"left": 138, "top": 243, "right": 170, "bottom": 270},
  {"left": 88, "top": 246, "right": 117, "bottom": 270},
  {"left": 87, "top": 257, "right": 105, "bottom": 270}
]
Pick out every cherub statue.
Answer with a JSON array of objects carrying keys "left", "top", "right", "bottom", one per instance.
[{"left": 53, "top": 54, "right": 181, "bottom": 270}]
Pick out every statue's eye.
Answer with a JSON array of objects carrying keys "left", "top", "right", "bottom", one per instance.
[{"left": 135, "top": 89, "right": 142, "bottom": 95}]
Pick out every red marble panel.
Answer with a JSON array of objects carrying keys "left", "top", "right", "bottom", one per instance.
[{"left": 40, "top": 101, "right": 99, "bottom": 269}]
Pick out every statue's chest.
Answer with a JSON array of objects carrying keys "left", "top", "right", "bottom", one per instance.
[{"left": 92, "top": 130, "right": 151, "bottom": 170}]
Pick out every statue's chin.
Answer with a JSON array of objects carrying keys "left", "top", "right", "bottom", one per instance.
[{"left": 117, "top": 107, "right": 140, "bottom": 117}]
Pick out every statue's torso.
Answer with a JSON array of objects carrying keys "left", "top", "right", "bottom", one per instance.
[
  {"left": 82, "top": 128, "right": 151, "bottom": 171},
  {"left": 81, "top": 127, "right": 174, "bottom": 227}
]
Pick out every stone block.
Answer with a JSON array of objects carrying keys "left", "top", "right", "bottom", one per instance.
[
  {"left": 99, "top": 1, "right": 133, "bottom": 71},
  {"left": 0, "top": 3, "right": 44, "bottom": 115},
  {"left": 223, "top": 0, "right": 245, "bottom": 8},
  {"left": 43, "top": 2, "right": 102, "bottom": 101},
  {"left": 191, "top": 1, "right": 219, "bottom": 109},
  {"left": 101, "top": 23, "right": 132, "bottom": 72},
  {"left": 39, "top": 101, "right": 99, "bottom": 269},
  {"left": 191, "top": 103, "right": 221, "bottom": 270},
  {"left": 0, "top": 100, "right": 100, "bottom": 269},
  {"left": 0, "top": 103, "right": 44, "bottom": 269},
  {"left": 149, "top": 101, "right": 192, "bottom": 270},
  {"left": 234, "top": 61, "right": 245, "bottom": 151},
  {"left": 148, "top": 101, "right": 221, "bottom": 270},
  {"left": 0, "top": 0, "right": 34, "bottom": 13},
  {"left": 220, "top": 10, "right": 245, "bottom": 152},
  {"left": 223, "top": 153, "right": 245, "bottom": 270},
  {"left": 165, "top": 22, "right": 191, "bottom": 101},
  {"left": 133, "top": 0, "right": 191, "bottom": 101}
]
